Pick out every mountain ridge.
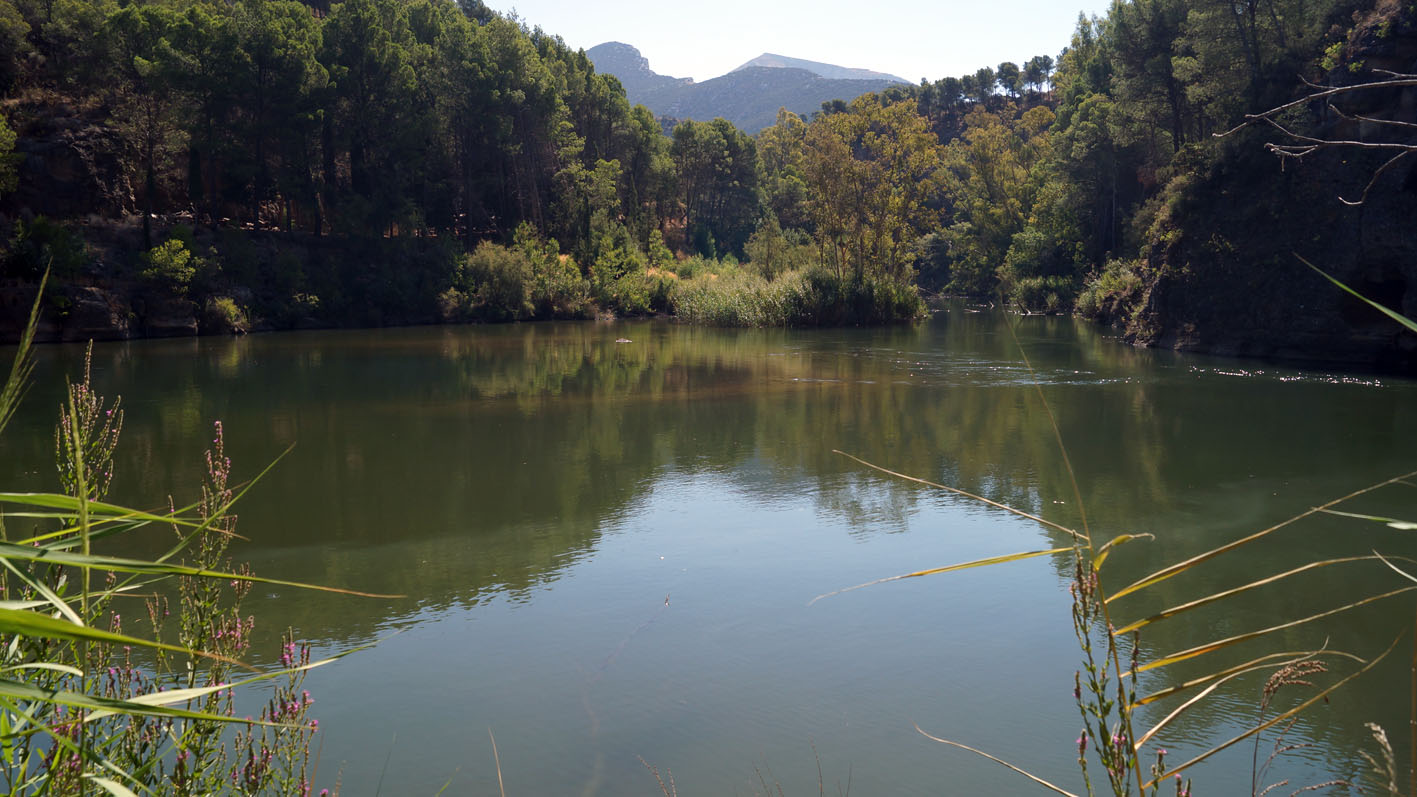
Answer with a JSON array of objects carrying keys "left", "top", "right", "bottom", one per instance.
[
  {"left": 731, "top": 53, "right": 910, "bottom": 85},
  {"left": 585, "top": 42, "right": 902, "bottom": 133}
]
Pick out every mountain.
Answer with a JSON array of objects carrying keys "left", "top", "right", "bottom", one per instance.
[
  {"left": 586, "top": 42, "right": 903, "bottom": 134},
  {"left": 583, "top": 42, "right": 693, "bottom": 107},
  {"left": 732, "top": 53, "right": 910, "bottom": 85}
]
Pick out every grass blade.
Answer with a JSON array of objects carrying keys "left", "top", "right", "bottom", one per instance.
[
  {"left": 914, "top": 722, "right": 1081, "bottom": 797},
  {"left": 1108, "top": 469, "right": 1417, "bottom": 604},
  {"left": 0, "top": 268, "right": 46, "bottom": 438},
  {"left": 0, "top": 678, "right": 281, "bottom": 729},
  {"left": 1140, "top": 587, "right": 1415, "bottom": 673},
  {"left": 1112, "top": 556, "right": 1378, "bottom": 636},
  {"left": 0, "top": 607, "right": 235, "bottom": 662},
  {"left": 808, "top": 547, "right": 1071, "bottom": 605},
  {"left": 1298, "top": 254, "right": 1417, "bottom": 334},
  {"left": 0, "top": 540, "right": 400, "bottom": 598},
  {"left": 1143, "top": 634, "right": 1401, "bottom": 788},
  {"left": 1133, "top": 649, "right": 1366, "bottom": 706},
  {"left": 832, "top": 450, "right": 1086, "bottom": 541},
  {"left": 1093, "top": 533, "right": 1153, "bottom": 570},
  {"left": 0, "top": 556, "right": 85, "bottom": 626},
  {"left": 1321, "top": 509, "right": 1417, "bottom": 530},
  {"left": 85, "top": 776, "right": 139, "bottom": 797},
  {"left": 1134, "top": 650, "right": 1322, "bottom": 749},
  {"left": 84, "top": 637, "right": 380, "bottom": 723}
]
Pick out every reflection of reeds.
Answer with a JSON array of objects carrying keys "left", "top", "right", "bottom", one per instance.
[{"left": 818, "top": 301, "right": 1417, "bottom": 795}]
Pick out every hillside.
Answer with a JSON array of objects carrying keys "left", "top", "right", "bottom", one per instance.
[{"left": 586, "top": 43, "right": 899, "bottom": 133}]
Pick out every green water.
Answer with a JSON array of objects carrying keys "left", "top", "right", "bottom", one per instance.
[{"left": 3, "top": 308, "right": 1416, "bottom": 794}]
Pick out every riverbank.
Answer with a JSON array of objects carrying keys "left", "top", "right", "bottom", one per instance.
[
  {"left": 3, "top": 213, "right": 1411, "bottom": 376},
  {"left": 0, "top": 219, "right": 926, "bottom": 344}
]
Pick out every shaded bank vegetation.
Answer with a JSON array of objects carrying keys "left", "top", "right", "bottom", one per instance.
[
  {"left": 0, "top": 0, "right": 929, "bottom": 334},
  {"left": 0, "top": 0, "right": 1414, "bottom": 361}
]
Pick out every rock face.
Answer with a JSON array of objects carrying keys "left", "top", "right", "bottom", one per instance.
[
  {"left": 3, "top": 102, "right": 131, "bottom": 220},
  {"left": 0, "top": 282, "right": 134, "bottom": 343},
  {"left": 60, "top": 286, "right": 132, "bottom": 341},
  {"left": 586, "top": 42, "right": 901, "bottom": 133},
  {"left": 137, "top": 296, "right": 198, "bottom": 338}
]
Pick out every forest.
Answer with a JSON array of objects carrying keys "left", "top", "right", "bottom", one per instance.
[{"left": 0, "top": 0, "right": 1413, "bottom": 363}]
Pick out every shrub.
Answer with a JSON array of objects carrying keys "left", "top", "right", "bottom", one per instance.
[
  {"left": 513, "top": 224, "right": 592, "bottom": 319},
  {"left": 672, "top": 266, "right": 925, "bottom": 327},
  {"left": 202, "top": 295, "right": 248, "bottom": 334},
  {"left": 672, "top": 270, "right": 778, "bottom": 326},
  {"left": 1076, "top": 259, "right": 1147, "bottom": 322},
  {"left": 460, "top": 241, "right": 533, "bottom": 321},
  {"left": 140, "top": 238, "right": 200, "bottom": 297},
  {"left": 5, "top": 216, "right": 90, "bottom": 280},
  {"left": 1008, "top": 274, "right": 1075, "bottom": 314}
]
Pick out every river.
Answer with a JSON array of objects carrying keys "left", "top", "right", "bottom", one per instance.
[{"left": 3, "top": 307, "right": 1415, "bottom": 794}]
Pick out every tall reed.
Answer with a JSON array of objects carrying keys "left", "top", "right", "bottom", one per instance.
[
  {"left": 0, "top": 279, "right": 394, "bottom": 793},
  {"left": 820, "top": 274, "right": 1417, "bottom": 795}
]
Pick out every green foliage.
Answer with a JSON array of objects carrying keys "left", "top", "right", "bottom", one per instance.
[
  {"left": 757, "top": 108, "right": 812, "bottom": 232},
  {"left": 1075, "top": 258, "right": 1147, "bottom": 321},
  {"left": 513, "top": 224, "right": 593, "bottom": 319},
  {"left": 140, "top": 238, "right": 199, "bottom": 297},
  {"left": 1007, "top": 274, "right": 1074, "bottom": 313},
  {"left": 672, "top": 269, "right": 791, "bottom": 327},
  {"left": 0, "top": 112, "right": 17, "bottom": 198},
  {"left": 673, "top": 266, "right": 924, "bottom": 327},
  {"left": 202, "top": 296, "right": 248, "bottom": 334},
  {"left": 451, "top": 229, "right": 594, "bottom": 322},
  {"left": 914, "top": 232, "right": 952, "bottom": 294},
  {"left": 743, "top": 215, "right": 814, "bottom": 280},
  {"left": 0, "top": 0, "right": 1373, "bottom": 334},
  {"left": 803, "top": 95, "right": 945, "bottom": 282},
  {"left": 458, "top": 240, "right": 534, "bottom": 321},
  {"left": 586, "top": 221, "right": 667, "bottom": 315},
  {"left": 672, "top": 117, "right": 762, "bottom": 258},
  {"left": 5, "top": 217, "right": 90, "bottom": 280},
  {"left": 940, "top": 106, "right": 1054, "bottom": 294}
]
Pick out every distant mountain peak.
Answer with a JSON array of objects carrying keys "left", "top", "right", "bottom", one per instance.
[
  {"left": 586, "top": 42, "right": 693, "bottom": 85},
  {"left": 587, "top": 42, "right": 901, "bottom": 133},
  {"left": 731, "top": 53, "right": 910, "bottom": 85}
]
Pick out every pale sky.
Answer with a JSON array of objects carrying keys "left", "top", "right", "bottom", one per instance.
[{"left": 491, "top": 0, "right": 1111, "bottom": 84}]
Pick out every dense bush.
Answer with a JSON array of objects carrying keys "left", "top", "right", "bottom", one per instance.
[
  {"left": 1075, "top": 258, "right": 1147, "bottom": 322},
  {"left": 673, "top": 265, "right": 925, "bottom": 327},
  {"left": 4, "top": 217, "right": 90, "bottom": 279},
  {"left": 1007, "top": 274, "right": 1075, "bottom": 314},
  {"left": 448, "top": 232, "right": 596, "bottom": 322},
  {"left": 202, "top": 295, "right": 249, "bottom": 333},
  {"left": 513, "top": 225, "right": 593, "bottom": 319},
  {"left": 458, "top": 241, "right": 534, "bottom": 321}
]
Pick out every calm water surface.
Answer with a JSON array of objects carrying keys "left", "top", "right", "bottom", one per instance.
[{"left": 3, "top": 308, "right": 1416, "bottom": 794}]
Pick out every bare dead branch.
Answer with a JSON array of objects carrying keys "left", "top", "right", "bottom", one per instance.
[
  {"left": 1221, "top": 72, "right": 1417, "bottom": 204},
  {"left": 1216, "top": 76, "right": 1417, "bottom": 138},
  {"left": 1339, "top": 149, "right": 1415, "bottom": 205}
]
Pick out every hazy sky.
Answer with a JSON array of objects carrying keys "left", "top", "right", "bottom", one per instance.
[{"left": 489, "top": 0, "right": 1110, "bottom": 84}]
